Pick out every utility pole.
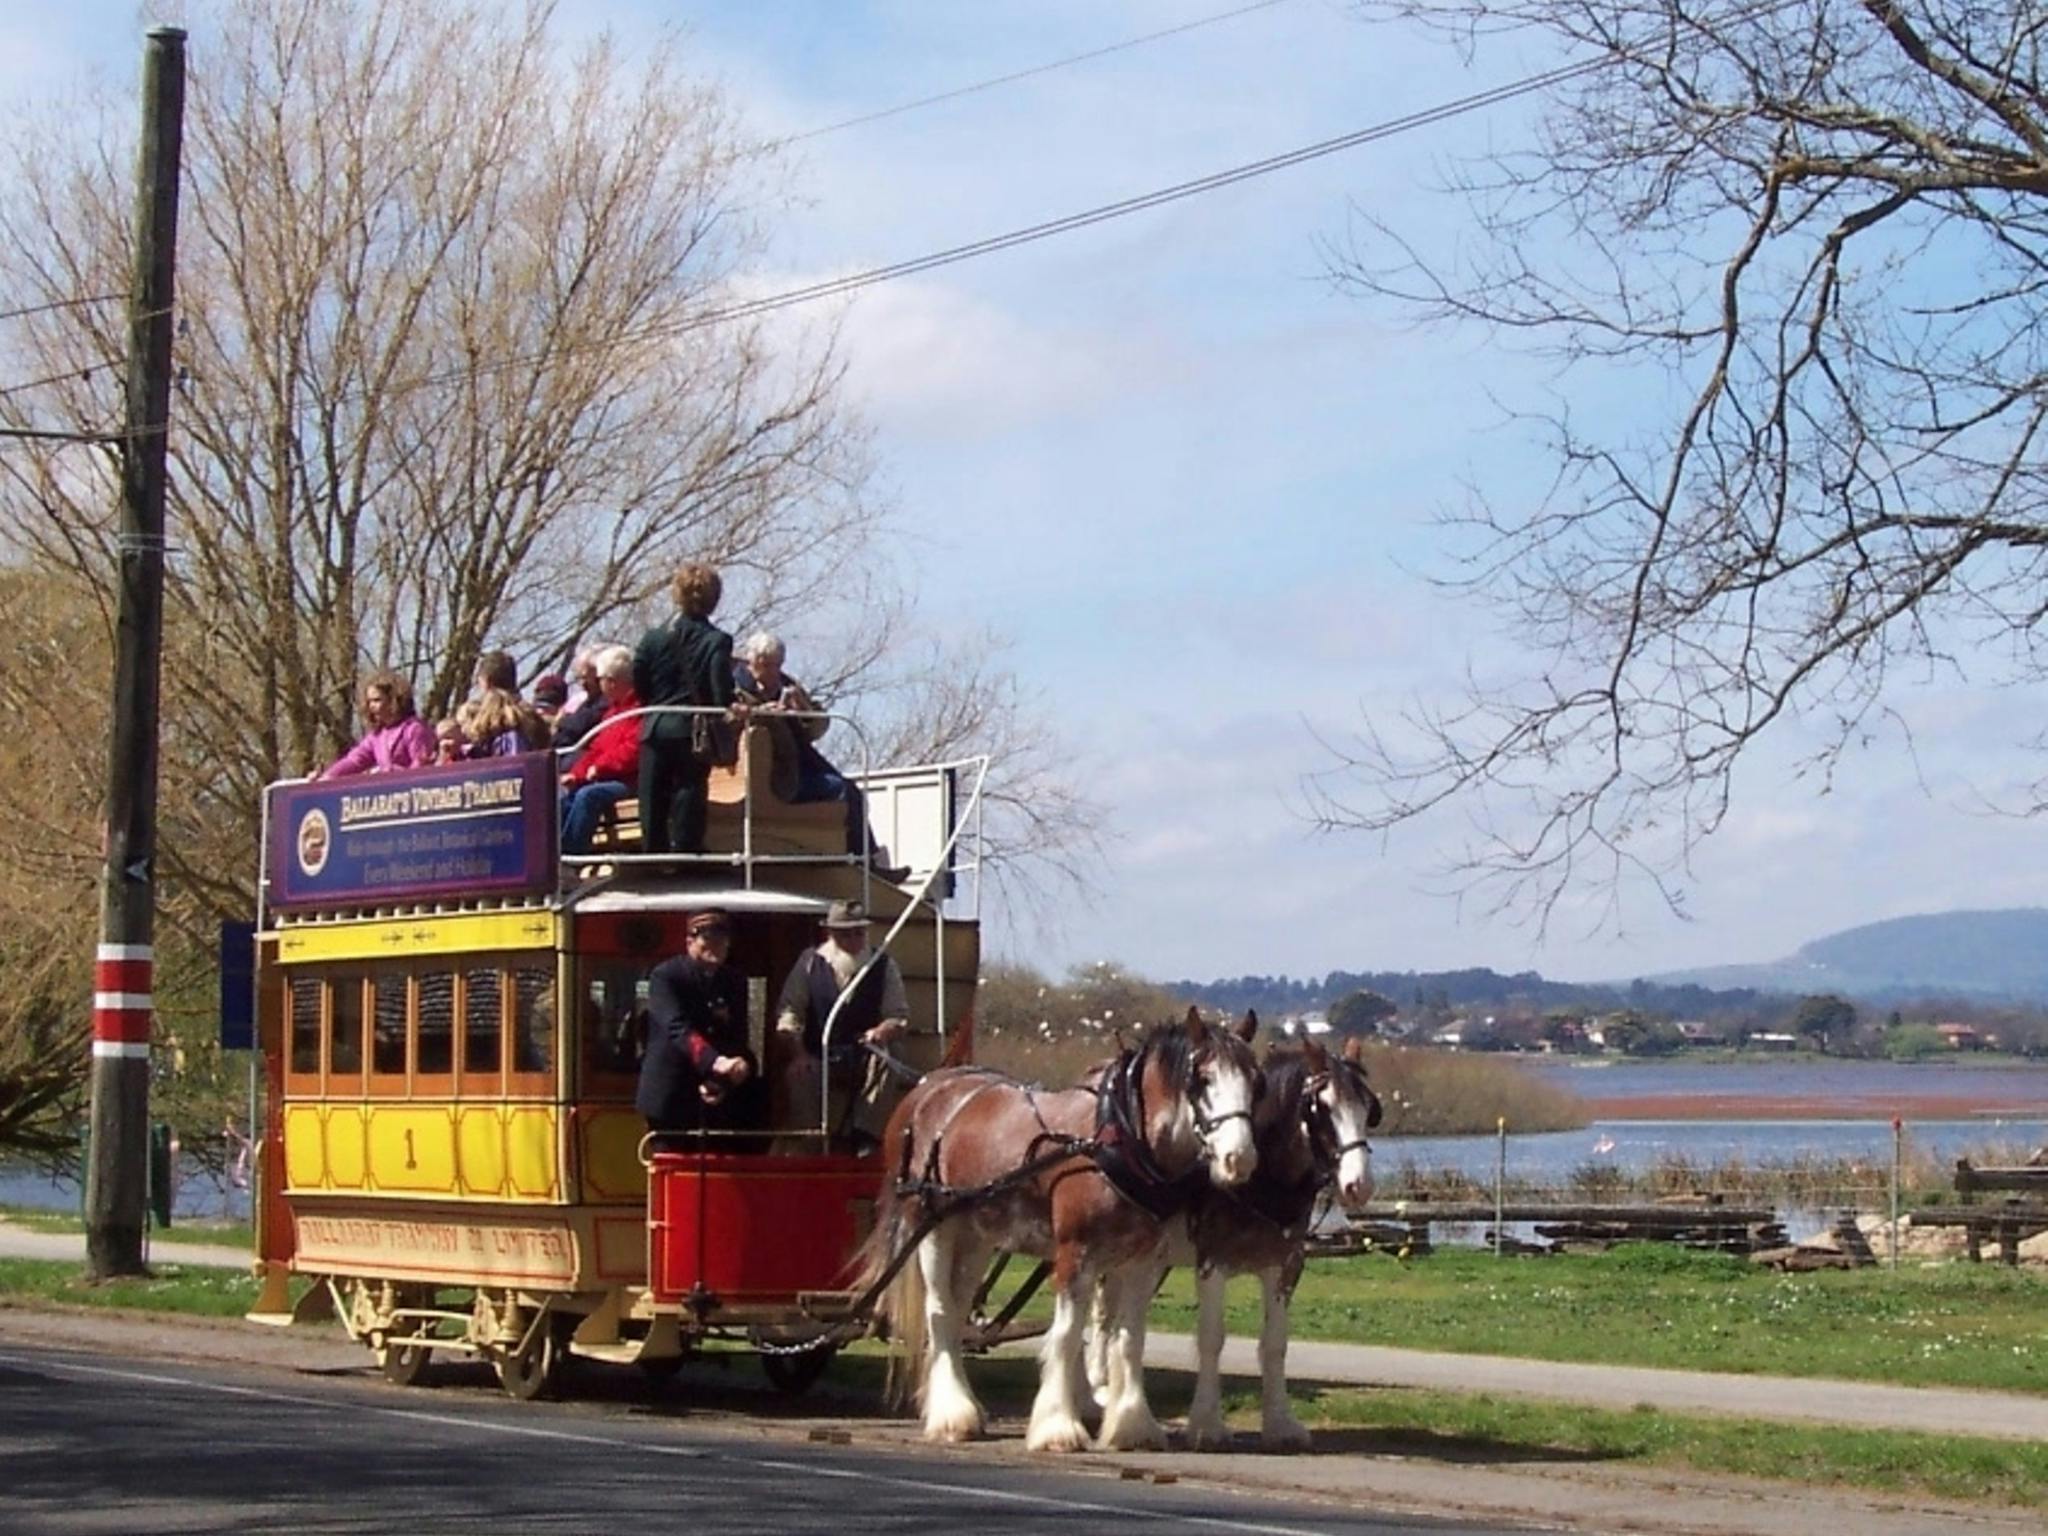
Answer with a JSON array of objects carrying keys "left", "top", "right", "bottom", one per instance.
[{"left": 86, "top": 27, "right": 186, "bottom": 1280}]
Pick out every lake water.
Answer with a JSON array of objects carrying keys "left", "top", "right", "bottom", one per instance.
[
  {"left": 1386, "top": 1116, "right": 2047, "bottom": 1187},
  {"left": 0, "top": 1165, "right": 246, "bottom": 1224},
  {"left": 1522, "top": 1056, "right": 2048, "bottom": 1110}
]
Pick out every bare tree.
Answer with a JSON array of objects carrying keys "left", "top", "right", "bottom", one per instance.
[
  {"left": 1312, "top": 0, "right": 2048, "bottom": 926},
  {"left": 0, "top": 0, "right": 877, "bottom": 921},
  {"left": 851, "top": 630, "right": 1108, "bottom": 924}
]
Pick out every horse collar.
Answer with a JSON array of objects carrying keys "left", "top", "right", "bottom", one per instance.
[{"left": 1093, "top": 1048, "right": 1204, "bottom": 1220}]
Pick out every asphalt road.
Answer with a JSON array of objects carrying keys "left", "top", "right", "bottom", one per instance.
[{"left": 0, "top": 1341, "right": 1513, "bottom": 1536}]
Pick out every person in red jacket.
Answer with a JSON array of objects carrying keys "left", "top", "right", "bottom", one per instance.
[{"left": 559, "top": 645, "right": 642, "bottom": 853}]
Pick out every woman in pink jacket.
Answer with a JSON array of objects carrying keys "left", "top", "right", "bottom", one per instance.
[{"left": 322, "top": 669, "right": 436, "bottom": 777}]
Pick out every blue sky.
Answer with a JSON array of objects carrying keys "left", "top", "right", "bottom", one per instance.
[{"left": 17, "top": 1, "right": 2044, "bottom": 986}]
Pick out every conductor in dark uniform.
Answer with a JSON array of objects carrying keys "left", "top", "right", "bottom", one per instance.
[{"left": 635, "top": 908, "right": 765, "bottom": 1137}]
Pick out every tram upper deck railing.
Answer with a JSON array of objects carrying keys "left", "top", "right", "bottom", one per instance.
[{"left": 257, "top": 705, "right": 988, "bottom": 931}]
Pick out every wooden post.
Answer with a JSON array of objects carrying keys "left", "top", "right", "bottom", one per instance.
[
  {"left": 85, "top": 26, "right": 186, "bottom": 1281},
  {"left": 1889, "top": 1115, "right": 1902, "bottom": 1271},
  {"left": 1493, "top": 1116, "right": 1506, "bottom": 1258}
]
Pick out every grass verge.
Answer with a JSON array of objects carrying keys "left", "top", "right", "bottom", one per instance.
[
  {"left": 1150, "top": 1244, "right": 2048, "bottom": 1394},
  {"left": 0, "top": 1257, "right": 259, "bottom": 1318},
  {"left": 1298, "top": 1384, "right": 2048, "bottom": 1508}
]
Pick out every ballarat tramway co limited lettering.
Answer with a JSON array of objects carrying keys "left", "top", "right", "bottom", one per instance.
[
  {"left": 297, "top": 1215, "right": 575, "bottom": 1272},
  {"left": 337, "top": 776, "right": 525, "bottom": 828}
]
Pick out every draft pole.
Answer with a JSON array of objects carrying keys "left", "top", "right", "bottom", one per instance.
[{"left": 85, "top": 26, "right": 187, "bottom": 1280}]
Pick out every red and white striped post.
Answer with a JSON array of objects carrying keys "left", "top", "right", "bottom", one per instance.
[
  {"left": 92, "top": 945, "right": 155, "bottom": 1060},
  {"left": 85, "top": 27, "right": 184, "bottom": 1279}
]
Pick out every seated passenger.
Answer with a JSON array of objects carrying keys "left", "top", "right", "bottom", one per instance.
[
  {"left": 773, "top": 900, "right": 909, "bottom": 1153},
  {"left": 473, "top": 649, "right": 552, "bottom": 750},
  {"left": 558, "top": 645, "right": 640, "bottom": 854},
  {"left": 635, "top": 909, "right": 766, "bottom": 1138},
  {"left": 736, "top": 632, "right": 905, "bottom": 879},
  {"left": 532, "top": 672, "right": 569, "bottom": 736},
  {"left": 432, "top": 717, "right": 464, "bottom": 765},
  {"left": 321, "top": 669, "right": 435, "bottom": 778},
  {"left": 553, "top": 647, "right": 610, "bottom": 750},
  {"left": 461, "top": 686, "right": 546, "bottom": 758}
]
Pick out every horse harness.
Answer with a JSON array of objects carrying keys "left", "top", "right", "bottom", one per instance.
[
  {"left": 892, "top": 1048, "right": 1219, "bottom": 1224},
  {"left": 1091, "top": 1047, "right": 1210, "bottom": 1220},
  {"left": 1216, "top": 1060, "right": 1382, "bottom": 1233}
]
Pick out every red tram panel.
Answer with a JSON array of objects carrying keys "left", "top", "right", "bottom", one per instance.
[{"left": 649, "top": 1152, "right": 877, "bottom": 1306}]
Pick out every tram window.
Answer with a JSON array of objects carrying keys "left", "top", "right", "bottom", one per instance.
[
  {"left": 330, "top": 975, "right": 365, "bottom": 1076},
  {"left": 372, "top": 973, "right": 408, "bottom": 1078},
  {"left": 289, "top": 977, "right": 321, "bottom": 1077},
  {"left": 463, "top": 968, "right": 503, "bottom": 1078},
  {"left": 583, "top": 964, "right": 648, "bottom": 1078},
  {"left": 511, "top": 964, "right": 554, "bottom": 1076},
  {"left": 417, "top": 969, "right": 455, "bottom": 1077}
]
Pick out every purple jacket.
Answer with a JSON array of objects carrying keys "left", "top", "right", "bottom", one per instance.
[{"left": 322, "top": 716, "right": 436, "bottom": 778}]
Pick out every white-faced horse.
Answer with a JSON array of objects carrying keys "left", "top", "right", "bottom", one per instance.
[
  {"left": 1092, "top": 1031, "right": 1380, "bottom": 1450},
  {"left": 852, "top": 1009, "right": 1261, "bottom": 1451}
]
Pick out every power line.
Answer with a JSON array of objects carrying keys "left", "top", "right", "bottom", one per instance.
[
  {"left": 782, "top": 0, "right": 1298, "bottom": 144},
  {"left": 0, "top": 363, "right": 103, "bottom": 401},
  {"left": 0, "top": 292, "right": 124, "bottom": 323},
  {"left": 341, "top": 52, "right": 1611, "bottom": 407},
  {"left": 203, "top": 0, "right": 1804, "bottom": 425},
  {"left": 0, "top": 425, "right": 122, "bottom": 444}
]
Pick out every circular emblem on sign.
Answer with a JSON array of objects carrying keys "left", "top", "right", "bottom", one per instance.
[{"left": 296, "top": 807, "right": 332, "bottom": 877}]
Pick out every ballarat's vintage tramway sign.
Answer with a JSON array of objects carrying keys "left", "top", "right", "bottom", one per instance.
[{"left": 268, "top": 757, "right": 556, "bottom": 910}]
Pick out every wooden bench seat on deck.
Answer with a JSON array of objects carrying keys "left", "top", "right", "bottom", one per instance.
[{"left": 583, "top": 723, "right": 846, "bottom": 860}]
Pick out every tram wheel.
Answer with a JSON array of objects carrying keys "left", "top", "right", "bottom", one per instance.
[
  {"left": 759, "top": 1341, "right": 837, "bottom": 1397},
  {"left": 495, "top": 1315, "right": 568, "bottom": 1402},
  {"left": 376, "top": 1338, "right": 433, "bottom": 1388}
]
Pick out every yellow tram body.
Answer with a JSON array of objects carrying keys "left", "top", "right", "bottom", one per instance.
[{"left": 248, "top": 728, "right": 981, "bottom": 1394}]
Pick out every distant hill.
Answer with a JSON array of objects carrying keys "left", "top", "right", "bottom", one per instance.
[
  {"left": 1171, "top": 965, "right": 1765, "bottom": 1022},
  {"left": 1172, "top": 909, "right": 2048, "bottom": 1020},
  {"left": 1643, "top": 908, "right": 2048, "bottom": 1003}
]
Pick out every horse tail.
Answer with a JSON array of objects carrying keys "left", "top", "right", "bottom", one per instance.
[{"left": 848, "top": 1098, "right": 931, "bottom": 1409}]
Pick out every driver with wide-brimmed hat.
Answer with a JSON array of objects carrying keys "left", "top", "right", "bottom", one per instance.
[{"left": 773, "top": 899, "right": 909, "bottom": 1152}]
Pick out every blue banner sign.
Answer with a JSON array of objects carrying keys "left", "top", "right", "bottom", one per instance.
[
  {"left": 268, "top": 756, "right": 556, "bottom": 911},
  {"left": 219, "top": 919, "right": 256, "bottom": 1050}
]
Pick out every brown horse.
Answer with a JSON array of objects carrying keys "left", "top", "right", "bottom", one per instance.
[
  {"left": 1090, "top": 1031, "right": 1381, "bottom": 1450},
  {"left": 853, "top": 1008, "right": 1260, "bottom": 1451}
]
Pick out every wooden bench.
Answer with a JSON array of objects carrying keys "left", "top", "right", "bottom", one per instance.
[
  {"left": 1901, "top": 1160, "right": 2048, "bottom": 1265},
  {"left": 582, "top": 723, "right": 846, "bottom": 860}
]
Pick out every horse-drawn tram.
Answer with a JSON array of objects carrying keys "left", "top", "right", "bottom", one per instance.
[
  {"left": 247, "top": 706, "right": 1386, "bottom": 1452},
  {"left": 246, "top": 710, "right": 986, "bottom": 1399}
]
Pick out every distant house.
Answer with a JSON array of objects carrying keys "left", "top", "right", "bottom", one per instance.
[
  {"left": 1676, "top": 1020, "right": 1727, "bottom": 1047},
  {"left": 1936, "top": 1022, "right": 1986, "bottom": 1051},
  {"left": 1747, "top": 1031, "right": 1798, "bottom": 1051},
  {"left": 1430, "top": 1021, "right": 1466, "bottom": 1049},
  {"left": 1277, "top": 1012, "right": 1333, "bottom": 1038}
]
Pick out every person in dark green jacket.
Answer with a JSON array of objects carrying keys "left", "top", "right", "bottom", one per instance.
[{"left": 632, "top": 561, "right": 738, "bottom": 855}]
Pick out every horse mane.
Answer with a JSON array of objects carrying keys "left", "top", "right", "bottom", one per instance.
[
  {"left": 1136, "top": 1018, "right": 1195, "bottom": 1097},
  {"left": 1259, "top": 1046, "right": 1313, "bottom": 1126}
]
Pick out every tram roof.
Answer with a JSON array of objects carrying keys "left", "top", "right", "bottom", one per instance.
[{"left": 568, "top": 881, "right": 835, "bottom": 918}]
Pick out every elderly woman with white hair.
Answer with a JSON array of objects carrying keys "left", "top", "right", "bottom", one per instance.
[
  {"left": 558, "top": 645, "right": 642, "bottom": 854},
  {"left": 736, "top": 632, "right": 904, "bottom": 879},
  {"left": 552, "top": 643, "right": 613, "bottom": 751}
]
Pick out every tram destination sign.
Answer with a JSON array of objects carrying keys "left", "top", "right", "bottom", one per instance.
[{"left": 269, "top": 756, "right": 556, "bottom": 910}]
